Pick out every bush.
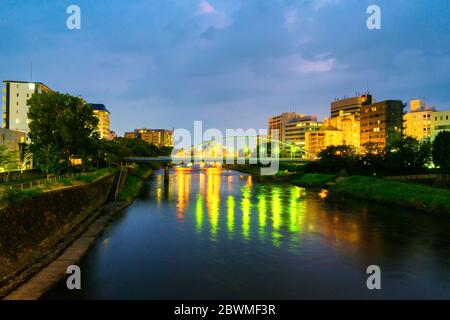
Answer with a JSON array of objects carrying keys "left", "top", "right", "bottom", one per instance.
[
  {"left": 117, "top": 176, "right": 143, "bottom": 201},
  {"left": 291, "top": 173, "right": 336, "bottom": 188},
  {"left": 4, "top": 187, "right": 42, "bottom": 203},
  {"left": 432, "top": 131, "right": 450, "bottom": 172}
]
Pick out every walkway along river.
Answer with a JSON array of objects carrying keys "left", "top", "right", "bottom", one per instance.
[{"left": 44, "top": 168, "right": 450, "bottom": 299}]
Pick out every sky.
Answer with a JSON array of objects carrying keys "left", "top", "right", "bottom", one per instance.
[{"left": 1, "top": 0, "right": 450, "bottom": 135}]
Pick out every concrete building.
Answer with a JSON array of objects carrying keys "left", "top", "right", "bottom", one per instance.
[
  {"left": 127, "top": 128, "right": 174, "bottom": 148},
  {"left": 404, "top": 99, "right": 435, "bottom": 141},
  {"left": 305, "top": 130, "right": 344, "bottom": 158},
  {"left": 88, "top": 104, "right": 111, "bottom": 140},
  {"left": 2, "top": 80, "right": 52, "bottom": 133},
  {"left": 330, "top": 94, "right": 373, "bottom": 119},
  {"left": 410, "top": 99, "right": 426, "bottom": 112},
  {"left": 431, "top": 110, "right": 450, "bottom": 140},
  {"left": 0, "top": 128, "right": 26, "bottom": 172},
  {"left": 284, "top": 115, "right": 322, "bottom": 150},
  {"left": 124, "top": 131, "right": 137, "bottom": 139},
  {"left": 360, "top": 100, "right": 404, "bottom": 149},
  {"left": 0, "top": 128, "right": 26, "bottom": 151},
  {"left": 268, "top": 112, "right": 298, "bottom": 141},
  {"left": 327, "top": 111, "right": 361, "bottom": 149}
]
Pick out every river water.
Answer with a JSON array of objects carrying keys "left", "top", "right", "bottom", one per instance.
[{"left": 44, "top": 168, "right": 450, "bottom": 299}]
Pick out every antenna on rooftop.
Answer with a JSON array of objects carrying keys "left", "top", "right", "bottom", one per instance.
[{"left": 30, "top": 61, "right": 33, "bottom": 82}]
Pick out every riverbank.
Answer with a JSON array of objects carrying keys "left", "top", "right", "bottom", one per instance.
[
  {"left": 1, "top": 165, "right": 154, "bottom": 300},
  {"left": 292, "top": 173, "right": 450, "bottom": 216},
  {"left": 332, "top": 176, "right": 450, "bottom": 216},
  {"left": 226, "top": 164, "right": 450, "bottom": 216}
]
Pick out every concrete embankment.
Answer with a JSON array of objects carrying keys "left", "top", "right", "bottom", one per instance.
[
  {"left": 0, "top": 172, "right": 115, "bottom": 298},
  {"left": 1, "top": 166, "right": 154, "bottom": 300},
  {"left": 3, "top": 201, "right": 126, "bottom": 300}
]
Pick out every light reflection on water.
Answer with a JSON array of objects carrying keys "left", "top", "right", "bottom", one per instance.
[{"left": 43, "top": 168, "right": 450, "bottom": 300}]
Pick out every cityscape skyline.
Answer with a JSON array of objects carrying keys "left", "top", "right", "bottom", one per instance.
[{"left": 1, "top": 0, "right": 450, "bottom": 135}]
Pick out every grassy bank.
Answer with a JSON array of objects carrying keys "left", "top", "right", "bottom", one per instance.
[
  {"left": 1, "top": 168, "right": 115, "bottom": 205},
  {"left": 332, "top": 176, "right": 450, "bottom": 216},
  {"left": 117, "top": 165, "right": 154, "bottom": 202},
  {"left": 291, "top": 173, "right": 336, "bottom": 188}
]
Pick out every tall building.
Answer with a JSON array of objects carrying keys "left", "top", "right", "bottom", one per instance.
[
  {"left": 360, "top": 100, "right": 404, "bottom": 149},
  {"left": 305, "top": 130, "right": 344, "bottom": 159},
  {"left": 330, "top": 94, "right": 373, "bottom": 119},
  {"left": 431, "top": 110, "right": 450, "bottom": 140},
  {"left": 327, "top": 111, "right": 361, "bottom": 149},
  {"left": 268, "top": 112, "right": 298, "bottom": 141},
  {"left": 284, "top": 115, "right": 322, "bottom": 150},
  {"left": 88, "top": 104, "right": 111, "bottom": 140},
  {"left": 410, "top": 99, "right": 426, "bottom": 112},
  {"left": 124, "top": 131, "right": 137, "bottom": 139},
  {"left": 2, "top": 80, "right": 52, "bottom": 133},
  {"left": 404, "top": 99, "right": 434, "bottom": 141},
  {"left": 127, "top": 128, "right": 174, "bottom": 148}
]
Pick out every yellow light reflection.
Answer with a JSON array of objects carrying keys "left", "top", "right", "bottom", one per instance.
[
  {"left": 258, "top": 194, "right": 267, "bottom": 239},
  {"left": 271, "top": 187, "right": 282, "bottom": 247},
  {"left": 196, "top": 194, "right": 204, "bottom": 232},
  {"left": 241, "top": 186, "right": 251, "bottom": 240},
  {"left": 206, "top": 170, "right": 221, "bottom": 238},
  {"left": 227, "top": 195, "right": 235, "bottom": 237}
]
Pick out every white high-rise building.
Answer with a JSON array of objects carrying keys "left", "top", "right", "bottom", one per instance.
[{"left": 2, "top": 80, "right": 52, "bottom": 133}]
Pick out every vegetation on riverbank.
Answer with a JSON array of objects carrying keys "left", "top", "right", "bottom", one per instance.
[
  {"left": 1, "top": 168, "right": 115, "bottom": 205},
  {"left": 117, "top": 165, "right": 154, "bottom": 202},
  {"left": 291, "top": 173, "right": 336, "bottom": 188},
  {"left": 333, "top": 176, "right": 450, "bottom": 215}
]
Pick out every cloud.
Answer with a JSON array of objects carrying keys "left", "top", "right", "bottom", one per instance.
[
  {"left": 197, "top": 0, "right": 231, "bottom": 29},
  {"left": 283, "top": 8, "right": 298, "bottom": 30},
  {"left": 311, "top": 0, "right": 341, "bottom": 11},
  {"left": 198, "top": 0, "right": 216, "bottom": 14},
  {"left": 280, "top": 54, "right": 338, "bottom": 75}
]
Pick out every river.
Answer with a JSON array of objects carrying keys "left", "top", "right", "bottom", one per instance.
[{"left": 43, "top": 168, "right": 450, "bottom": 299}]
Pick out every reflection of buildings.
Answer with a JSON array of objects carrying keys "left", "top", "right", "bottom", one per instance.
[{"left": 171, "top": 169, "right": 368, "bottom": 251}]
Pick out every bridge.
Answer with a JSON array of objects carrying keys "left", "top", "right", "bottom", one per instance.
[
  {"left": 125, "top": 136, "right": 317, "bottom": 183},
  {"left": 126, "top": 156, "right": 314, "bottom": 163}
]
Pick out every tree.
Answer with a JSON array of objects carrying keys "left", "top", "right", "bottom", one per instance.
[
  {"left": 27, "top": 92, "right": 100, "bottom": 173},
  {"left": 0, "top": 146, "right": 18, "bottom": 182},
  {"left": 384, "top": 136, "right": 431, "bottom": 174},
  {"left": 432, "top": 131, "right": 450, "bottom": 172},
  {"left": 318, "top": 145, "right": 358, "bottom": 173},
  {"left": 360, "top": 142, "right": 386, "bottom": 175}
]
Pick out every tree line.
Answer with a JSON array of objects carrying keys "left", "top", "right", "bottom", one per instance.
[
  {"left": 315, "top": 133, "right": 450, "bottom": 176},
  {"left": 23, "top": 91, "right": 171, "bottom": 176}
]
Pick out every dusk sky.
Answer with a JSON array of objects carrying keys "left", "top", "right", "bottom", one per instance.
[{"left": 1, "top": 0, "right": 449, "bottom": 135}]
